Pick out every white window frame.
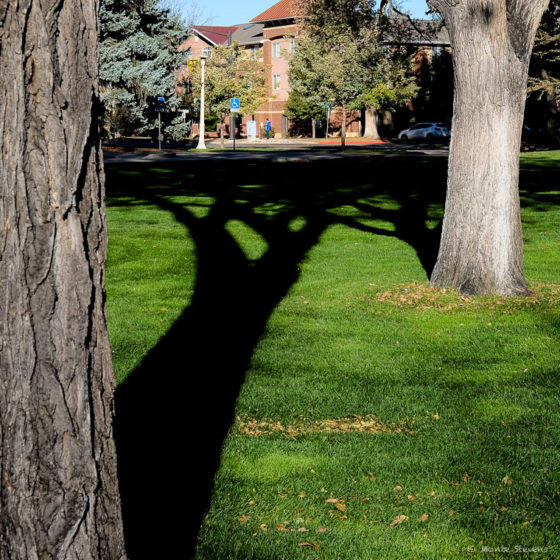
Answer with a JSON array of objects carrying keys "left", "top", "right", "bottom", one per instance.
[
  {"left": 272, "top": 42, "right": 281, "bottom": 58},
  {"left": 202, "top": 46, "right": 213, "bottom": 58},
  {"left": 273, "top": 74, "right": 281, "bottom": 90}
]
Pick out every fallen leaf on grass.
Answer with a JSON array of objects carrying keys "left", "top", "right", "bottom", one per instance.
[
  {"left": 389, "top": 515, "right": 408, "bottom": 528},
  {"left": 238, "top": 515, "right": 250, "bottom": 524},
  {"left": 421, "top": 514, "right": 429, "bottom": 522},
  {"left": 393, "top": 485, "right": 402, "bottom": 491},
  {"left": 449, "top": 510, "right": 455, "bottom": 516},
  {"left": 407, "top": 495, "right": 417, "bottom": 501},
  {"left": 298, "top": 527, "right": 309, "bottom": 532},
  {"left": 259, "top": 524, "right": 268, "bottom": 531},
  {"left": 276, "top": 523, "right": 288, "bottom": 532},
  {"left": 502, "top": 475, "right": 513, "bottom": 485},
  {"left": 298, "top": 491, "right": 306, "bottom": 498},
  {"left": 298, "top": 542, "right": 320, "bottom": 550},
  {"left": 325, "top": 498, "right": 339, "bottom": 503},
  {"left": 316, "top": 528, "right": 328, "bottom": 533},
  {"left": 335, "top": 503, "right": 346, "bottom": 512}
]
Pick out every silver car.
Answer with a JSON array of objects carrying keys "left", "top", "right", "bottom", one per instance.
[{"left": 398, "top": 122, "right": 450, "bottom": 142}]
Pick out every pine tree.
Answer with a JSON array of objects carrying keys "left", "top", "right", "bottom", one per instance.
[{"left": 100, "top": 0, "right": 189, "bottom": 141}]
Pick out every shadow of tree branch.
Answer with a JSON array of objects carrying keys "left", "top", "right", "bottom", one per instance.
[{"left": 108, "top": 156, "right": 447, "bottom": 558}]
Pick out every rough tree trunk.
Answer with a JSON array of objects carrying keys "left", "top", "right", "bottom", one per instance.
[
  {"left": 428, "top": 0, "right": 550, "bottom": 296},
  {"left": 0, "top": 1, "right": 127, "bottom": 558},
  {"left": 364, "top": 106, "right": 380, "bottom": 139}
]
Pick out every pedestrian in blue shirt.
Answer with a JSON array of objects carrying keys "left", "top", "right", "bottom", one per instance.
[{"left": 265, "top": 119, "right": 271, "bottom": 140}]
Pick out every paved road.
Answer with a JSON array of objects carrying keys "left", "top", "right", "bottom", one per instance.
[{"left": 103, "top": 141, "right": 449, "bottom": 164}]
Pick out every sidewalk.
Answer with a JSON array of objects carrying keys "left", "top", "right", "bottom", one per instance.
[
  {"left": 102, "top": 136, "right": 390, "bottom": 153},
  {"left": 204, "top": 137, "right": 388, "bottom": 148}
]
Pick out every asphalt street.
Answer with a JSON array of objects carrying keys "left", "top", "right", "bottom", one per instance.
[{"left": 102, "top": 139, "right": 450, "bottom": 164}]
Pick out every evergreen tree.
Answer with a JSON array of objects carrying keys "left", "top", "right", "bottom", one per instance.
[{"left": 100, "top": 0, "right": 190, "bottom": 141}]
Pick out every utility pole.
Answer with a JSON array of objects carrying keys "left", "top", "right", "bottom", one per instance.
[{"left": 196, "top": 55, "right": 207, "bottom": 150}]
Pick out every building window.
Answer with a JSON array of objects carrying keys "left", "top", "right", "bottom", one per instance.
[
  {"left": 289, "top": 39, "right": 296, "bottom": 53},
  {"left": 272, "top": 42, "right": 281, "bottom": 58},
  {"left": 202, "top": 46, "right": 212, "bottom": 58},
  {"left": 252, "top": 44, "right": 261, "bottom": 59},
  {"left": 273, "top": 74, "right": 281, "bottom": 90}
]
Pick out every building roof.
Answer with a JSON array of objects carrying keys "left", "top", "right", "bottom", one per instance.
[
  {"left": 251, "top": 0, "right": 297, "bottom": 23},
  {"left": 193, "top": 25, "right": 239, "bottom": 46},
  {"left": 231, "top": 22, "right": 265, "bottom": 45}
]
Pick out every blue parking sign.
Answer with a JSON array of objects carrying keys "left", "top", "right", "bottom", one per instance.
[{"left": 230, "top": 98, "right": 240, "bottom": 112}]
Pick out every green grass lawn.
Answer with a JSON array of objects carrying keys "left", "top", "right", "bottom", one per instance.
[{"left": 105, "top": 151, "right": 560, "bottom": 559}]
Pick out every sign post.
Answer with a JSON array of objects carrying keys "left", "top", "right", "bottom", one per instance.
[
  {"left": 321, "top": 102, "right": 333, "bottom": 139},
  {"left": 230, "top": 98, "right": 240, "bottom": 151},
  {"left": 155, "top": 96, "right": 166, "bottom": 151}
]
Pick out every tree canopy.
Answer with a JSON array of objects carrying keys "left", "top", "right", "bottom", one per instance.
[
  {"left": 188, "top": 42, "right": 267, "bottom": 144},
  {"left": 289, "top": 0, "right": 417, "bottom": 144}
]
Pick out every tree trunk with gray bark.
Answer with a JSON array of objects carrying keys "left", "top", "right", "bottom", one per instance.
[
  {"left": 0, "top": 1, "right": 127, "bottom": 558},
  {"left": 428, "top": 0, "right": 549, "bottom": 295},
  {"left": 363, "top": 106, "right": 380, "bottom": 139}
]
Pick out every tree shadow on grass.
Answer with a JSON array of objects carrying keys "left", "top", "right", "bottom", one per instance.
[{"left": 109, "top": 154, "right": 447, "bottom": 558}]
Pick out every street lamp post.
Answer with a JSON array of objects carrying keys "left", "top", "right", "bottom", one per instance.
[{"left": 196, "top": 55, "right": 207, "bottom": 150}]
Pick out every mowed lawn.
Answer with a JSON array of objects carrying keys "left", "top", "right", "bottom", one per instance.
[{"left": 105, "top": 151, "right": 560, "bottom": 559}]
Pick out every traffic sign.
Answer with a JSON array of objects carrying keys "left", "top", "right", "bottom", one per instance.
[
  {"left": 230, "top": 98, "right": 240, "bottom": 113},
  {"left": 155, "top": 96, "right": 165, "bottom": 112},
  {"left": 187, "top": 59, "right": 198, "bottom": 72}
]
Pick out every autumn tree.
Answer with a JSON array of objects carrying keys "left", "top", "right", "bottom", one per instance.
[
  {"left": 189, "top": 42, "right": 267, "bottom": 147},
  {"left": 427, "top": 0, "right": 550, "bottom": 296},
  {"left": 0, "top": 1, "right": 127, "bottom": 558}
]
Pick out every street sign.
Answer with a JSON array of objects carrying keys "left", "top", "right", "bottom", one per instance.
[
  {"left": 230, "top": 97, "right": 240, "bottom": 113},
  {"left": 247, "top": 120, "right": 257, "bottom": 139},
  {"left": 155, "top": 96, "right": 165, "bottom": 112},
  {"left": 187, "top": 59, "right": 198, "bottom": 72}
]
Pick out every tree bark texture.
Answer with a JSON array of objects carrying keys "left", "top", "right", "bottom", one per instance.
[
  {"left": 363, "top": 106, "right": 380, "bottom": 139},
  {"left": 428, "top": 0, "right": 549, "bottom": 295},
  {"left": 0, "top": 1, "right": 127, "bottom": 558}
]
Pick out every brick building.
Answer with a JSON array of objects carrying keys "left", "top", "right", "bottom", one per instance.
[{"left": 178, "top": 0, "right": 450, "bottom": 139}]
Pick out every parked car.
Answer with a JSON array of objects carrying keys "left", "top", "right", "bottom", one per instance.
[{"left": 398, "top": 122, "right": 450, "bottom": 142}]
